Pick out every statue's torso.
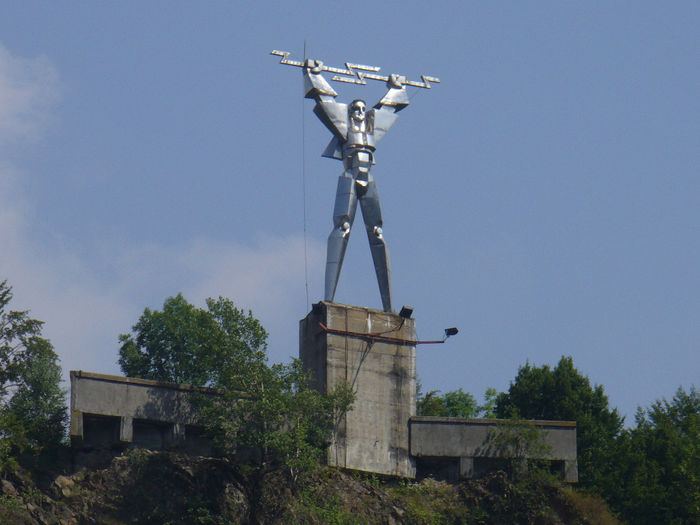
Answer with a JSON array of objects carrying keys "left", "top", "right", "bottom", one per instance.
[{"left": 343, "top": 110, "right": 375, "bottom": 176}]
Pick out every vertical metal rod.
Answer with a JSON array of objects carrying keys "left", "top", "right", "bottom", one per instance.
[{"left": 301, "top": 40, "right": 309, "bottom": 311}]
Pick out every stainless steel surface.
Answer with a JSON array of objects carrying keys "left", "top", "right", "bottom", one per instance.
[
  {"left": 271, "top": 50, "right": 440, "bottom": 89},
  {"left": 272, "top": 50, "right": 439, "bottom": 312}
]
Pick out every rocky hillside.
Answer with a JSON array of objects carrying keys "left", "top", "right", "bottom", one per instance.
[{"left": 0, "top": 450, "right": 619, "bottom": 524}]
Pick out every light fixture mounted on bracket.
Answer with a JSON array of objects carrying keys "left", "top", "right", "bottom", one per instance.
[
  {"left": 399, "top": 306, "right": 414, "bottom": 319},
  {"left": 317, "top": 305, "right": 459, "bottom": 346},
  {"left": 444, "top": 327, "right": 459, "bottom": 340}
]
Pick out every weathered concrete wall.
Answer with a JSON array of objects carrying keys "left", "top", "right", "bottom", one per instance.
[
  {"left": 300, "top": 302, "right": 417, "bottom": 478},
  {"left": 72, "top": 340, "right": 579, "bottom": 482},
  {"left": 410, "top": 416, "right": 578, "bottom": 482},
  {"left": 70, "top": 370, "right": 213, "bottom": 453}
]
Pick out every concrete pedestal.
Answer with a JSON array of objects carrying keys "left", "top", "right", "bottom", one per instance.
[{"left": 299, "top": 302, "right": 416, "bottom": 478}]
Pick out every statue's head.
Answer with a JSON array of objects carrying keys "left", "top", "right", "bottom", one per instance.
[{"left": 349, "top": 99, "right": 367, "bottom": 123}]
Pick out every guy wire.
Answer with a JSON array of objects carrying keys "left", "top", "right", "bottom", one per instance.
[{"left": 302, "top": 41, "right": 310, "bottom": 311}]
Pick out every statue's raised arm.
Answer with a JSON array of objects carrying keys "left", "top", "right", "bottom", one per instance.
[
  {"left": 303, "top": 61, "right": 349, "bottom": 160},
  {"left": 303, "top": 60, "right": 347, "bottom": 142}
]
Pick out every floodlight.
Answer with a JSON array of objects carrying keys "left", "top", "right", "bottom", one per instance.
[
  {"left": 399, "top": 306, "right": 414, "bottom": 319},
  {"left": 444, "top": 327, "right": 459, "bottom": 339}
]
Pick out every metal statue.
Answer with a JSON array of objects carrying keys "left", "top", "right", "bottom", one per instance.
[{"left": 271, "top": 50, "right": 439, "bottom": 312}]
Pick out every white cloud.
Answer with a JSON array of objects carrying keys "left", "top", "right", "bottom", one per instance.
[
  {"left": 0, "top": 43, "right": 59, "bottom": 147},
  {"left": 2, "top": 147, "right": 323, "bottom": 377},
  {"left": 108, "top": 235, "right": 324, "bottom": 364},
  {"left": 0, "top": 42, "right": 322, "bottom": 383},
  {"left": 178, "top": 235, "right": 325, "bottom": 362},
  {"left": 3, "top": 164, "right": 323, "bottom": 379}
]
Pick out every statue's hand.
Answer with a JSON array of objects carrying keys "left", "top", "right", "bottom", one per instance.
[
  {"left": 304, "top": 58, "right": 324, "bottom": 74},
  {"left": 387, "top": 73, "right": 406, "bottom": 89}
]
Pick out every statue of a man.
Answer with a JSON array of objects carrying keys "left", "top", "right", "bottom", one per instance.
[{"left": 303, "top": 59, "right": 409, "bottom": 312}]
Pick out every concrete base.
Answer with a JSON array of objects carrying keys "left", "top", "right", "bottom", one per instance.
[
  {"left": 410, "top": 416, "right": 578, "bottom": 483},
  {"left": 70, "top": 370, "right": 214, "bottom": 455},
  {"left": 300, "top": 302, "right": 416, "bottom": 478}
]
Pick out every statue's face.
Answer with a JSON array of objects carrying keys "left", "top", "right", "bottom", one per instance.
[{"left": 350, "top": 100, "right": 367, "bottom": 122}]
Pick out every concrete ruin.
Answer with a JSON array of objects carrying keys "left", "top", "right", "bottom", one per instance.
[
  {"left": 410, "top": 416, "right": 578, "bottom": 482},
  {"left": 70, "top": 371, "right": 213, "bottom": 456},
  {"left": 297, "top": 302, "right": 578, "bottom": 482},
  {"left": 300, "top": 302, "right": 417, "bottom": 478},
  {"left": 70, "top": 303, "right": 578, "bottom": 482}
]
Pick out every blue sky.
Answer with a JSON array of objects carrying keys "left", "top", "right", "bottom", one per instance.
[{"left": 1, "top": 2, "right": 697, "bottom": 423}]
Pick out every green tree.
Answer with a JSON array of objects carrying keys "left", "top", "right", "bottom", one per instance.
[
  {"left": 495, "top": 356, "right": 623, "bottom": 488},
  {"left": 118, "top": 294, "right": 268, "bottom": 386},
  {"left": 0, "top": 280, "right": 67, "bottom": 470},
  {"left": 484, "top": 418, "right": 553, "bottom": 480},
  {"left": 201, "top": 358, "right": 354, "bottom": 482},
  {"left": 121, "top": 293, "right": 354, "bottom": 482},
  {"left": 608, "top": 386, "right": 699, "bottom": 524},
  {"left": 417, "top": 386, "right": 494, "bottom": 418},
  {"left": 417, "top": 389, "right": 446, "bottom": 416},
  {"left": 480, "top": 387, "right": 499, "bottom": 418}
]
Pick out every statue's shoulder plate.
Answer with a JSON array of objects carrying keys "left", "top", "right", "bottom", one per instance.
[
  {"left": 372, "top": 108, "right": 399, "bottom": 143},
  {"left": 313, "top": 101, "right": 348, "bottom": 140}
]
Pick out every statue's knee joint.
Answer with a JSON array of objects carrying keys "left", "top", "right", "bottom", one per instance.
[
  {"left": 370, "top": 225, "right": 384, "bottom": 239},
  {"left": 336, "top": 220, "right": 351, "bottom": 238}
]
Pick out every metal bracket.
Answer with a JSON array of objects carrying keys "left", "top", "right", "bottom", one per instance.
[
  {"left": 271, "top": 50, "right": 440, "bottom": 89},
  {"left": 318, "top": 322, "right": 447, "bottom": 346}
]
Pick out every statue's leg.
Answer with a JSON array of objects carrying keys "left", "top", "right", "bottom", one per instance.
[
  {"left": 325, "top": 173, "right": 358, "bottom": 303},
  {"left": 359, "top": 177, "right": 392, "bottom": 312}
]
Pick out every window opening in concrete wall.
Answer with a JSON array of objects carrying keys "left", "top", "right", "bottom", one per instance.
[
  {"left": 83, "top": 414, "right": 120, "bottom": 447},
  {"left": 415, "top": 456, "right": 460, "bottom": 482},
  {"left": 473, "top": 457, "right": 509, "bottom": 477},
  {"left": 548, "top": 459, "right": 565, "bottom": 478},
  {"left": 132, "top": 419, "right": 172, "bottom": 450}
]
